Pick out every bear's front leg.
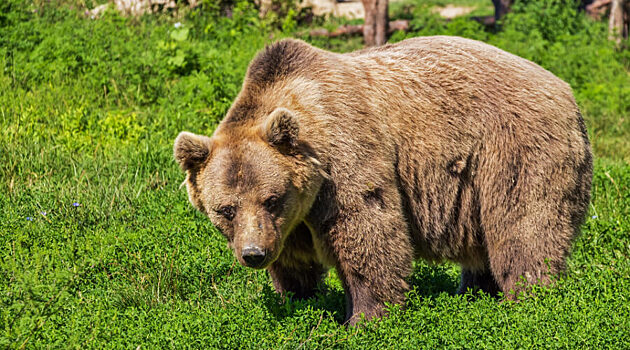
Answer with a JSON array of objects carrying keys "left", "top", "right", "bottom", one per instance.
[
  {"left": 267, "top": 222, "right": 326, "bottom": 299},
  {"left": 327, "top": 199, "right": 414, "bottom": 325}
]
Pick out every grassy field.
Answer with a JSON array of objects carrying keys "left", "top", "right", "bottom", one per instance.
[{"left": 1, "top": 0, "right": 629, "bottom": 348}]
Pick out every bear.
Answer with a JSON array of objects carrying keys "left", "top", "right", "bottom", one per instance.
[{"left": 173, "top": 36, "right": 593, "bottom": 325}]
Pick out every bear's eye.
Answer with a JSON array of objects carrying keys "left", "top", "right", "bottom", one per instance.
[
  {"left": 263, "top": 195, "right": 280, "bottom": 212},
  {"left": 217, "top": 205, "right": 236, "bottom": 221}
]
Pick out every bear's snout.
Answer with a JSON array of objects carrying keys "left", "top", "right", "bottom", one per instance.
[{"left": 241, "top": 246, "right": 267, "bottom": 268}]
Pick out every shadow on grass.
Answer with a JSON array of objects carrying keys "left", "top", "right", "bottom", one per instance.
[
  {"left": 261, "top": 263, "right": 462, "bottom": 323},
  {"left": 407, "top": 263, "right": 461, "bottom": 299},
  {"left": 261, "top": 282, "right": 347, "bottom": 323}
]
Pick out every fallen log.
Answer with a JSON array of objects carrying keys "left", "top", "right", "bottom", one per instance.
[
  {"left": 471, "top": 15, "right": 496, "bottom": 26},
  {"left": 309, "top": 19, "right": 408, "bottom": 37},
  {"left": 586, "top": 0, "right": 612, "bottom": 18}
]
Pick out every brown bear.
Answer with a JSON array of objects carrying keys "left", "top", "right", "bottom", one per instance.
[{"left": 174, "top": 36, "right": 593, "bottom": 325}]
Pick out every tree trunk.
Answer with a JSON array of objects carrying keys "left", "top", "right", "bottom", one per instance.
[
  {"left": 361, "top": 0, "right": 388, "bottom": 46},
  {"left": 609, "top": 0, "right": 628, "bottom": 43},
  {"left": 492, "top": 0, "right": 513, "bottom": 21},
  {"left": 375, "top": 0, "right": 389, "bottom": 46}
]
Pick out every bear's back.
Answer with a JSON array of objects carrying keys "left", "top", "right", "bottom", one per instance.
[{"left": 343, "top": 36, "right": 577, "bottom": 124}]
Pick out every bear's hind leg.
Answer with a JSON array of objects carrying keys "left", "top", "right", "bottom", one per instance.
[
  {"left": 486, "top": 236, "right": 567, "bottom": 300},
  {"left": 478, "top": 139, "right": 588, "bottom": 300}
]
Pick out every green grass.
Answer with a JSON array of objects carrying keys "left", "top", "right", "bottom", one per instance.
[{"left": 1, "top": 0, "right": 629, "bottom": 348}]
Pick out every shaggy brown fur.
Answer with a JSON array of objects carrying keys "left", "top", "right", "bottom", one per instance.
[{"left": 174, "top": 36, "right": 593, "bottom": 325}]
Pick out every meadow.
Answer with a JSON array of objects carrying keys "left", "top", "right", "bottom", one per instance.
[{"left": 1, "top": 0, "right": 629, "bottom": 347}]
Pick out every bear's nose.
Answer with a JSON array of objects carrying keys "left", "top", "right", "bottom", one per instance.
[{"left": 242, "top": 246, "right": 266, "bottom": 267}]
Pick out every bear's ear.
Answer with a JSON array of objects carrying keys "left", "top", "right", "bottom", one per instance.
[
  {"left": 174, "top": 131, "right": 212, "bottom": 171},
  {"left": 262, "top": 108, "right": 299, "bottom": 150}
]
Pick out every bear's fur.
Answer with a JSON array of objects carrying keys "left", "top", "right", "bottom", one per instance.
[{"left": 174, "top": 36, "right": 593, "bottom": 325}]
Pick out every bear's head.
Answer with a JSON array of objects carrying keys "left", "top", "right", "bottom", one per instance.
[{"left": 174, "top": 108, "right": 326, "bottom": 269}]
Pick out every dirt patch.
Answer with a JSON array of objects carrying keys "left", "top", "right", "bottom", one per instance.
[{"left": 432, "top": 4, "right": 476, "bottom": 19}]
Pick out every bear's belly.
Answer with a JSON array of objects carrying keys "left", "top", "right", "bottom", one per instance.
[
  {"left": 412, "top": 233, "right": 488, "bottom": 271},
  {"left": 398, "top": 155, "right": 485, "bottom": 268}
]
